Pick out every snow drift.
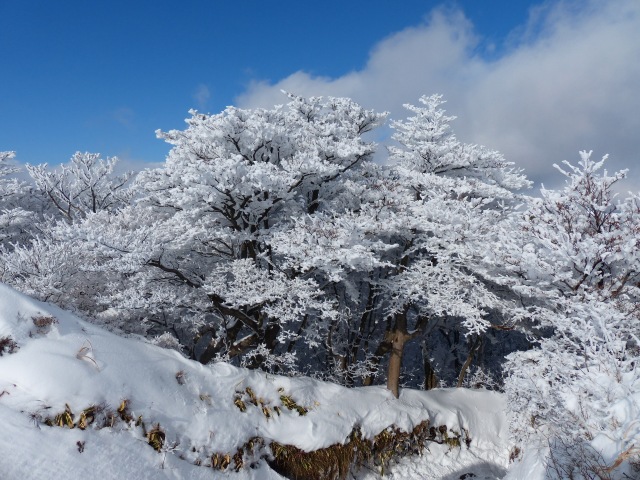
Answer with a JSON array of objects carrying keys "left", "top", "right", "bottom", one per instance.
[{"left": 0, "top": 283, "right": 509, "bottom": 479}]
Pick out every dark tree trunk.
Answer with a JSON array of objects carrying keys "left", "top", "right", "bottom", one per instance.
[
  {"left": 197, "top": 319, "right": 245, "bottom": 364},
  {"left": 386, "top": 329, "right": 411, "bottom": 398},
  {"left": 422, "top": 341, "right": 439, "bottom": 390},
  {"left": 386, "top": 306, "right": 411, "bottom": 398},
  {"left": 456, "top": 335, "right": 483, "bottom": 388}
]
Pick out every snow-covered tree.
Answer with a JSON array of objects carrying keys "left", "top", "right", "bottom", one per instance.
[
  {"left": 501, "top": 152, "right": 640, "bottom": 478},
  {"left": 378, "top": 95, "right": 530, "bottom": 396},
  {"left": 0, "top": 153, "right": 136, "bottom": 322},
  {"left": 270, "top": 95, "right": 530, "bottom": 395},
  {"left": 0, "top": 151, "right": 37, "bottom": 248},
  {"left": 27, "top": 151, "right": 134, "bottom": 221},
  {"left": 0, "top": 95, "right": 536, "bottom": 401},
  {"left": 0, "top": 151, "right": 20, "bottom": 197},
  {"left": 55, "top": 94, "right": 389, "bottom": 371}
]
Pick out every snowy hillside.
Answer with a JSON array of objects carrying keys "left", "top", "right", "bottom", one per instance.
[{"left": 0, "top": 283, "right": 512, "bottom": 479}]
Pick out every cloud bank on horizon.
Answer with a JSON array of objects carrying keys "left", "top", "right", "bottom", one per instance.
[{"left": 236, "top": 0, "right": 640, "bottom": 190}]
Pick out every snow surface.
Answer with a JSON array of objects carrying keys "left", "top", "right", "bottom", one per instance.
[{"left": 0, "top": 283, "right": 511, "bottom": 479}]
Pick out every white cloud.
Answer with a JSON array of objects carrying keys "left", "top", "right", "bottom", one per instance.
[
  {"left": 193, "top": 84, "right": 211, "bottom": 110},
  {"left": 236, "top": 1, "right": 640, "bottom": 191}
]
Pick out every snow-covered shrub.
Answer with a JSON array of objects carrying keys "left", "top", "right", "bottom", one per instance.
[
  {"left": 0, "top": 151, "right": 40, "bottom": 249},
  {"left": 502, "top": 153, "right": 640, "bottom": 478}
]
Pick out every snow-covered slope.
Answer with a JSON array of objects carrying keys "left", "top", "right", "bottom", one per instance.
[{"left": 0, "top": 283, "right": 510, "bottom": 479}]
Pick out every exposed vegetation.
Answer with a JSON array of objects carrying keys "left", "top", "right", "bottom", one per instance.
[
  {"left": 0, "top": 335, "right": 18, "bottom": 356},
  {"left": 31, "top": 315, "right": 58, "bottom": 332},
  {"left": 233, "top": 386, "right": 310, "bottom": 418},
  {"left": 33, "top": 394, "right": 468, "bottom": 478},
  {"left": 269, "top": 421, "right": 466, "bottom": 480}
]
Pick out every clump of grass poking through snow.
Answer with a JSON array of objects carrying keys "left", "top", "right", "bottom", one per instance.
[
  {"left": 39, "top": 400, "right": 168, "bottom": 456},
  {"left": 233, "top": 386, "right": 308, "bottom": 419},
  {"left": 43, "top": 404, "right": 75, "bottom": 428},
  {"left": 268, "top": 421, "right": 466, "bottom": 480},
  {"left": 0, "top": 336, "right": 18, "bottom": 356},
  {"left": 31, "top": 315, "right": 58, "bottom": 333},
  {"left": 278, "top": 387, "right": 308, "bottom": 416},
  {"left": 147, "top": 424, "right": 165, "bottom": 452},
  {"left": 210, "top": 452, "right": 231, "bottom": 470},
  {"left": 117, "top": 399, "right": 133, "bottom": 423},
  {"left": 76, "top": 405, "right": 97, "bottom": 430}
]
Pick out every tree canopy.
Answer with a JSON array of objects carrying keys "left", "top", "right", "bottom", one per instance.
[{"left": 1, "top": 93, "right": 638, "bottom": 478}]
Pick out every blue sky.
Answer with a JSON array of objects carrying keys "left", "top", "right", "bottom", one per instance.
[{"left": 2, "top": 0, "right": 639, "bottom": 189}]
